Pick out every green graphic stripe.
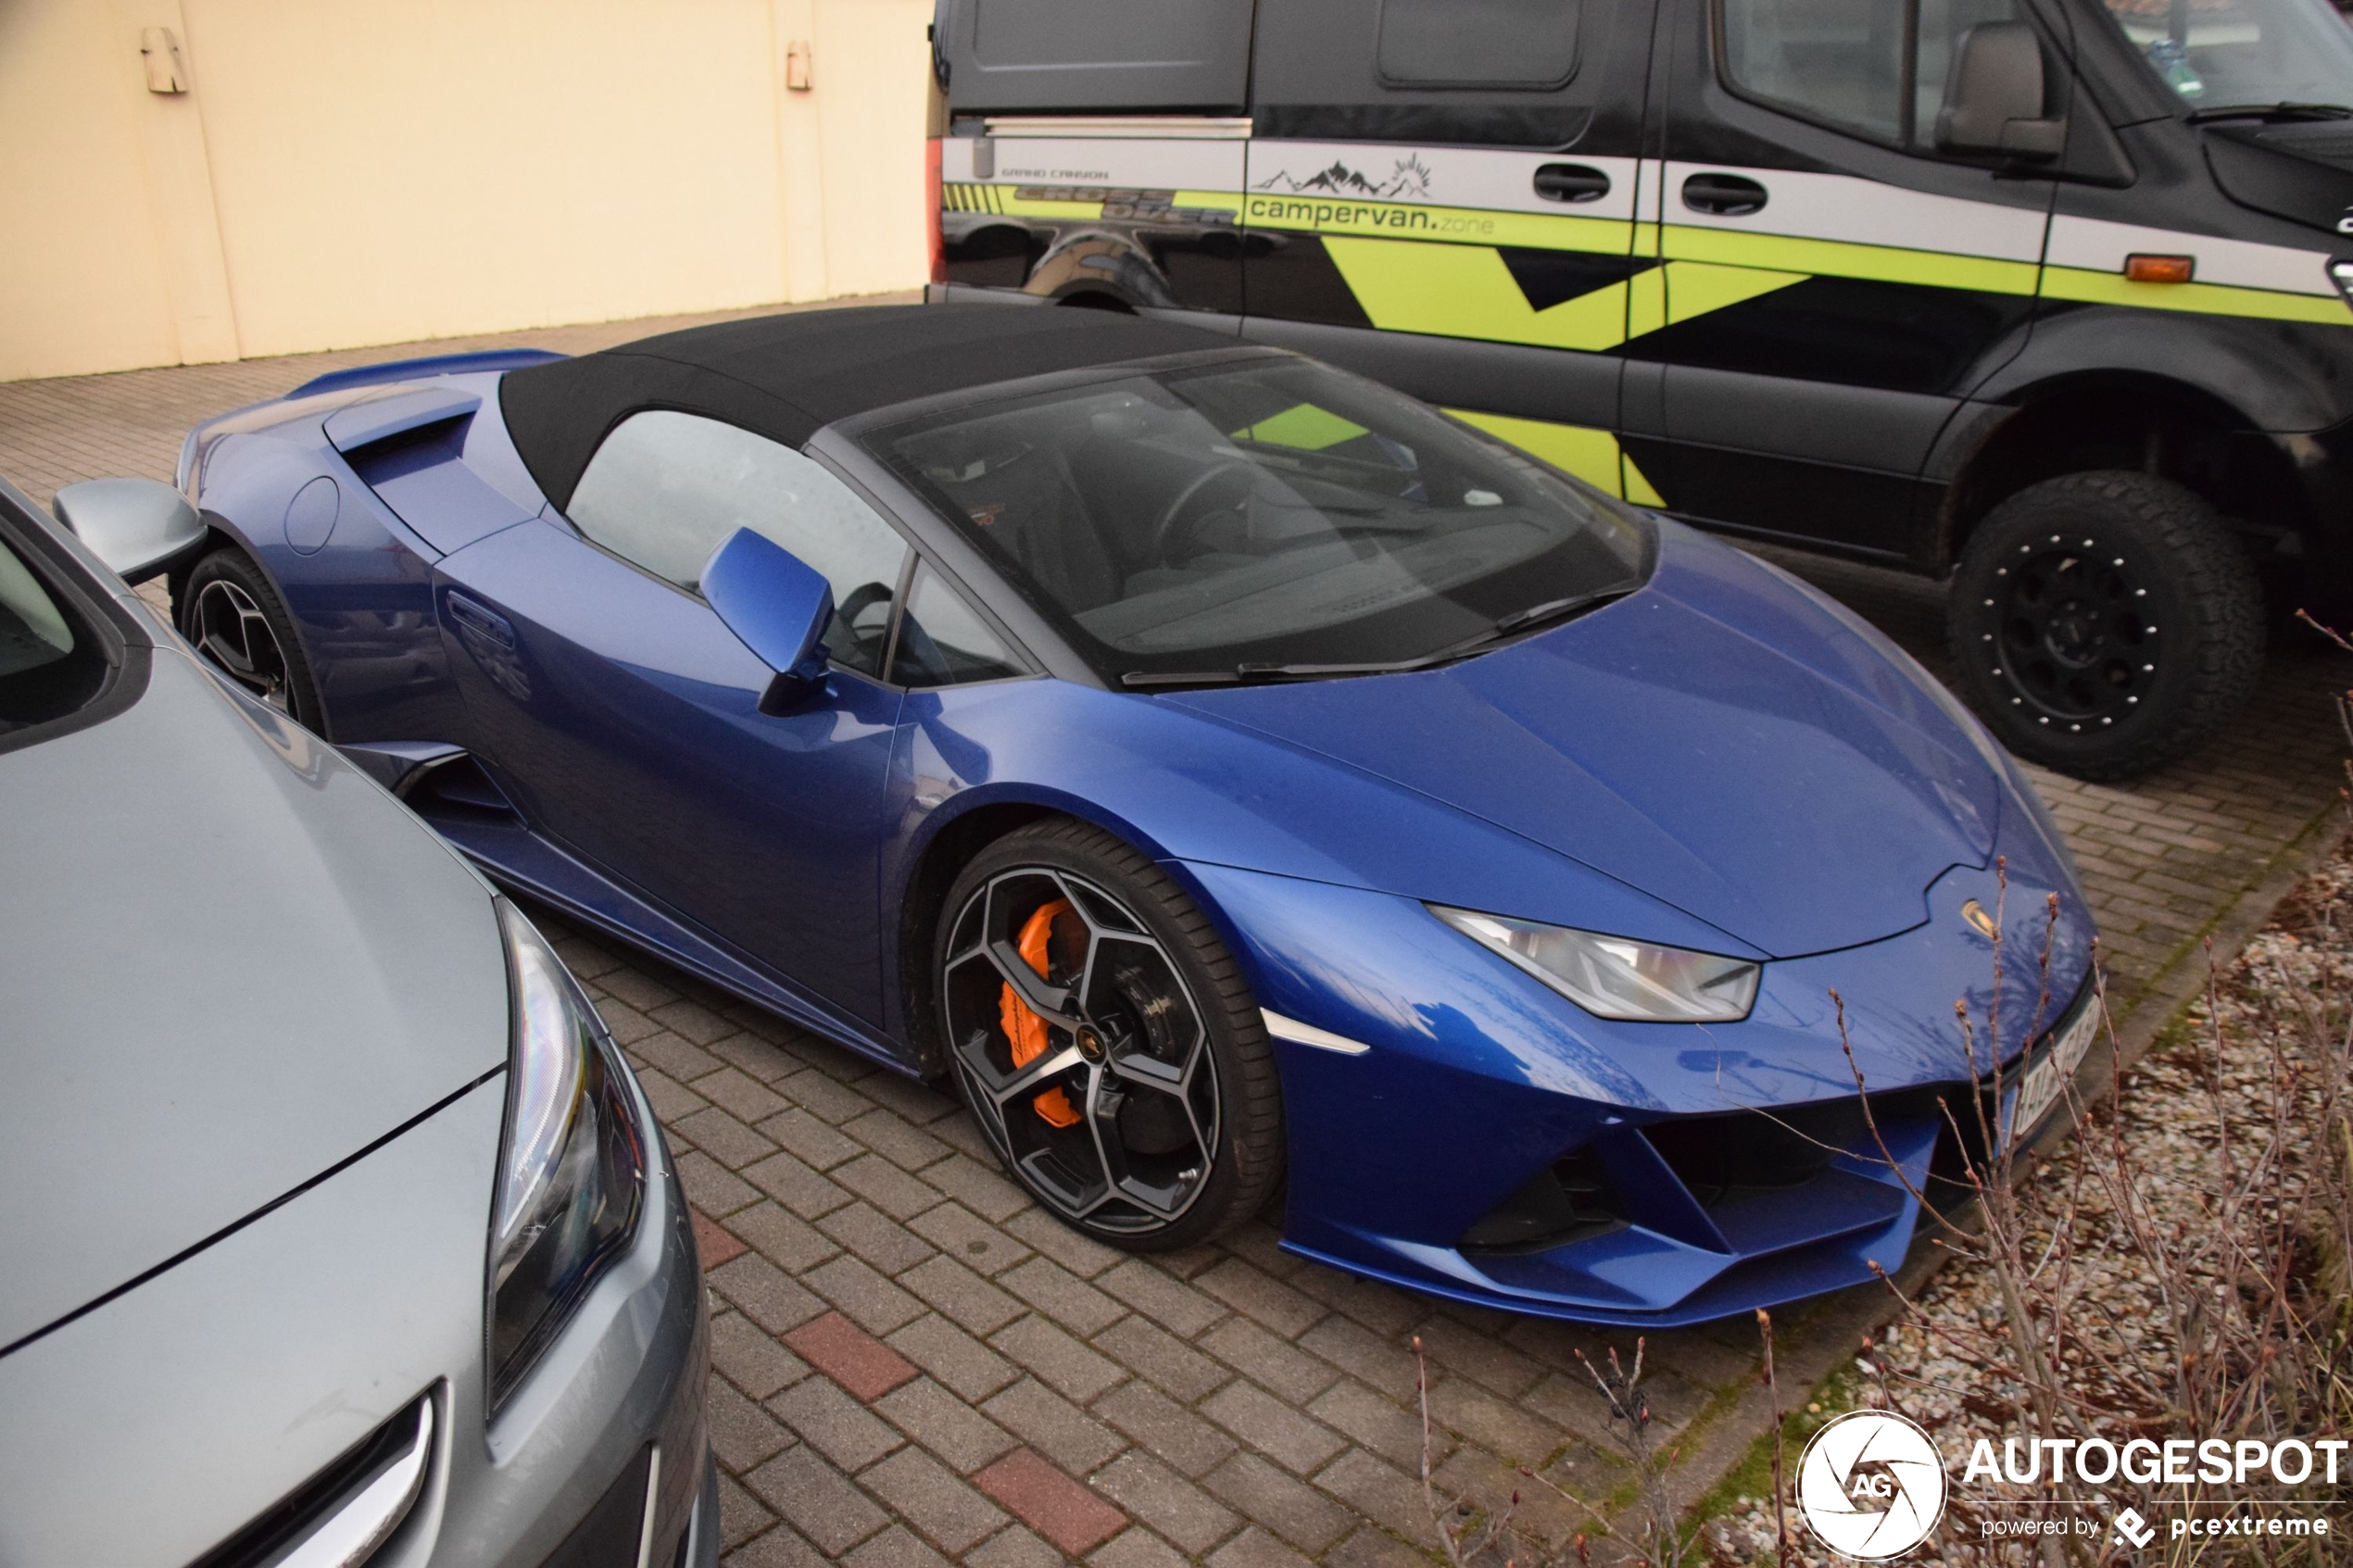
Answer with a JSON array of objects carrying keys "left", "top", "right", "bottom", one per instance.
[{"left": 2041, "top": 266, "right": 2347, "bottom": 325}]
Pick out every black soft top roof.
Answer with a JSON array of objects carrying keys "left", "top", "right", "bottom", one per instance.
[{"left": 499, "top": 304, "right": 1233, "bottom": 511}]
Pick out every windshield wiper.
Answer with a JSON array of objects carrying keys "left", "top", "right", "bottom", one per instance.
[
  {"left": 2188, "top": 101, "right": 2353, "bottom": 123},
  {"left": 1117, "top": 586, "right": 1632, "bottom": 689}
]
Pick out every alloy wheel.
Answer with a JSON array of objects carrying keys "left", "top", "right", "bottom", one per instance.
[
  {"left": 1982, "top": 532, "right": 2158, "bottom": 735},
  {"left": 188, "top": 578, "right": 296, "bottom": 713},
  {"left": 941, "top": 868, "right": 1219, "bottom": 1235}
]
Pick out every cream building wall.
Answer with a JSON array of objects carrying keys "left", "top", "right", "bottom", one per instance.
[{"left": 0, "top": 0, "right": 934, "bottom": 383}]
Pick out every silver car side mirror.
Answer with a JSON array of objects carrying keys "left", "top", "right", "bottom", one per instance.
[{"left": 52, "top": 478, "right": 206, "bottom": 583}]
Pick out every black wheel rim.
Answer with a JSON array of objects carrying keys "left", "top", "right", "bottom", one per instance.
[
  {"left": 1979, "top": 532, "right": 2158, "bottom": 735},
  {"left": 942, "top": 869, "right": 1218, "bottom": 1235},
  {"left": 189, "top": 579, "right": 296, "bottom": 714}
]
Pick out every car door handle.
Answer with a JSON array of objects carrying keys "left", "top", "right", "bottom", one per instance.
[
  {"left": 1680, "top": 172, "right": 1768, "bottom": 216},
  {"left": 1532, "top": 163, "right": 1611, "bottom": 203},
  {"left": 446, "top": 591, "right": 514, "bottom": 650}
]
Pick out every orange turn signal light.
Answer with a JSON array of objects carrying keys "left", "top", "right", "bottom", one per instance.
[{"left": 2124, "top": 254, "right": 2195, "bottom": 284}]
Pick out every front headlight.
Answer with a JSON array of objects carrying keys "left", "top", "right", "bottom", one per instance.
[
  {"left": 488, "top": 899, "right": 646, "bottom": 1411},
  {"left": 1428, "top": 905, "right": 1760, "bottom": 1022}
]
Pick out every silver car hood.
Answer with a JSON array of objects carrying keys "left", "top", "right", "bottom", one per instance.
[{"left": 0, "top": 648, "right": 510, "bottom": 1353}]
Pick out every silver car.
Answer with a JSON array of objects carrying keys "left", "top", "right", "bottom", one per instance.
[{"left": 0, "top": 473, "right": 715, "bottom": 1568}]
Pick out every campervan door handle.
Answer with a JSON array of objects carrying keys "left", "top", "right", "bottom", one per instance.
[
  {"left": 1681, "top": 171, "right": 1768, "bottom": 216},
  {"left": 1533, "top": 163, "right": 1611, "bottom": 203}
]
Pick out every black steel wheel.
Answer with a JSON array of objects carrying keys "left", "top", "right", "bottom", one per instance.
[
  {"left": 179, "top": 547, "right": 327, "bottom": 732},
  {"left": 936, "top": 818, "right": 1281, "bottom": 1249},
  {"left": 1948, "top": 472, "right": 2263, "bottom": 780}
]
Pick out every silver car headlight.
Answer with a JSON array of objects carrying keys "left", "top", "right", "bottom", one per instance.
[
  {"left": 1428, "top": 905, "right": 1761, "bottom": 1022},
  {"left": 488, "top": 899, "right": 646, "bottom": 1411}
]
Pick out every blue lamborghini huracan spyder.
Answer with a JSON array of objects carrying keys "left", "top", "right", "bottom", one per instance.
[{"left": 106, "top": 305, "right": 2095, "bottom": 1324}]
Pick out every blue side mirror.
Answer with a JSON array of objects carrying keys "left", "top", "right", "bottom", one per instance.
[{"left": 700, "top": 528, "right": 835, "bottom": 715}]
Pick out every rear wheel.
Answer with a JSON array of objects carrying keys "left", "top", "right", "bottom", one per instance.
[
  {"left": 1947, "top": 471, "right": 2263, "bottom": 780},
  {"left": 935, "top": 818, "right": 1281, "bottom": 1250},
  {"left": 178, "top": 547, "right": 327, "bottom": 732}
]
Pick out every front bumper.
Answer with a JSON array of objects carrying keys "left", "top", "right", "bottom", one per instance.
[{"left": 1184, "top": 837, "right": 2095, "bottom": 1328}]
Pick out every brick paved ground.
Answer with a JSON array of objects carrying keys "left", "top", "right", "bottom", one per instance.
[{"left": 7, "top": 303, "right": 2349, "bottom": 1567}]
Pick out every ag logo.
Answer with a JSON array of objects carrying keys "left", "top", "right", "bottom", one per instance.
[{"left": 1797, "top": 1410, "right": 1948, "bottom": 1559}]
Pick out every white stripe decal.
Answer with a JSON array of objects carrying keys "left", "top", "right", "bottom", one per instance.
[
  {"left": 2045, "top": 213, "right": 2334, "bottom": 297},
  {"left": 1261, "top": 1010, "right": 1373, "bottom": 1056},
  {"left": 1661, "top": 162, "right": 2046, "bottom": 263},
  {"left": 943, "top": 135, "right": 1243, "bottom": 190},
  {"left": 1249, "top": 140, "right": 1642, "bottom": 224}
]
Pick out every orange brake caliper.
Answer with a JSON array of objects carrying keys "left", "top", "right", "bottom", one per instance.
[{"left": 1001, "top": 899, "right": 1083, "bottom": 1128}]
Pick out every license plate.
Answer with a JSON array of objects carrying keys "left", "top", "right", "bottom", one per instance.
[{"left": 2007, "top": 999, "right": 2100, "bottom": 1146}]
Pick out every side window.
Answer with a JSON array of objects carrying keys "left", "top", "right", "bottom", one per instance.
[
  {"left": 889, "top": 564, "right": 1028, "bottom": 688},
  {"left": 1377, "top": 0, "right": 1579, "bottom": 88},
  {"left": 567, "top": 410, "right": 908, "bottom": 677},
  {"left": 1718, "top": 0, "right": 2020, "bottom": 148}
]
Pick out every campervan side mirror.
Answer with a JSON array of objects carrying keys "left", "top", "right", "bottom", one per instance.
[{"left": 1936, "top": 22, "right": 2067, "bottom": 161}]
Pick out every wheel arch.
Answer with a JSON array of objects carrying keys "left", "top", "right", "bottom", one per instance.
[{"left": 1941, "top": 370, "right": 2310, "bottom": 572}]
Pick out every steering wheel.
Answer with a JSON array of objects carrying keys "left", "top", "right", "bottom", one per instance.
[
  {"left": 832, "top": 581, "right": 897, "bottom": 661},
  {"left": 1147, "top": 462, "right": 1258, "bottom": 566}
]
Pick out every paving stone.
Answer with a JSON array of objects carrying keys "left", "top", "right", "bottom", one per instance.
[
  {"left": 820, "top": 1199, "right": 939, "bottom": 1275},
  {"left": 992, "top": 1314, "right": 1129, "bottom": 1403},
  {"left": 1298, "top": 1318, "right": 1420, "bottom": 1402},
  {"left": 1205, "top": 1525, "right": 1317, "bottom": 1568},
  {"left": 710, "top": 1254, "right": 827, "bottom": 1336},
  {"left": 983, "top": 1379, "right": 1128, "bottom": 1474},
  {"left": 1093, "top": 1379, "right": 1239, "bottom": 1479},
  {"left": 806, "top": 1253, "right": 928, "bottom": 1336},
  {"left": 745, "top": 1448, "right": 889, "bottom": 1556},
  {"left": 639, "top": 1067, "right": 711, "bottom": 1124},
  {"left": 717, "top": 1470, "right": 776, "bottom": 1551},
  {"left": 1000, "top": 1256, "right": 1126, "bottom": 1336},
  {"left": 711, "top": 1032, "right": 807, "bottom": 1084},
  {"left": 729, "top": 1199, "right": 844, "bottom": 1274},
  {"left": 708, "top": 1376, "right": 796, "bottom": 1474},
  {"left": 1199, "top": 1317, "right": 1340, "bottom": 1405},
  {"left": 1003, "top": 1209, "right": 1126, "bottom": 1278},
  {"left": 1311, "top": 1449, "right": 1431, "bottom": 1541},
  {"left": 601, "top": 968, "right": 682, "bottom": 1013},
  {"left": 677, "top": 1151, "right": 761, "bottom": 1219},
  {"left": 840, "top": 1524, "right": 954, "bottom": 1568},
  {"left": 909, "top": 1201, "right": 1032, "bottom": 1277},
  {"left": 784, "top": 1310, "right": 921, "bottom": 1400},
  {"left": 847, "top": 1106, "right": 956, "bottom": 1170},
  {"left": 693, "top": 1209, "right": 749, "bottom": 1269},
  {"left": 1096, "top": 1259, "right": 1227, "bottom": 1337},
  {"left": 878, "top": 1376, "right": 1020, "bottom": 1473},
  {"left": 775, "top": 1066, "right": 882, "bottom": 1124},
  {"left": 975, "top": 1449, "right": 1129, "bottom": 1557},
  {"left": 694, "top": 1065, "right": 793, "bottom": 1125},
  {"left": 1201, "top": 1380, "right": 1347, "bottom": 1476},
  {"left": 1412, "top": 1320, "right": 1546, "bottom": 1401},
  {"left": 767, "top": 1374, "right": 907, "bottom": 1471},
  {"left": 740, "top": 1149, "right": 854, "bottom": 1220},
  {"left": 1090, "top": 1450, "right": 1243, "bottom": 1555},
  {"left": 1325, "top": 1523, "right": 1440, "bottom": 1568},
  {"left": 837, "top": 1153, "right": 949, "bottom": 1221},
  {"left": 1306, "top": 1379, "right": 1445, "bottom": 1474},
  {"left": 725, "top": 1521, "right": 827, "bottom": 1568},
  {"left": 862, "top": 1447, "right": 1012, "bottom": 1553},
  {"left": 1192, "top": 1261, "right": 1322, "bottom": 1338},
  {"left": 1089, "top": 1525, "right": 1194, "bottom": 1568},
  {"left": 712, "top": 1310, "right": 812, "bottom": 1401},
  {"left": 888, "top": 1313, "right": 1023, "bottom": 1402},
  {"left": 925, "top": 1155, "right": 1034, "bottom": 1222},
  {"left": 1202, "top": 1453, "right": 1353, "bottom": 1555},
  {"left": 1420, "top": 1377, "right": 1562, "bottom": 1467},
  {"left": 761, "top": 1107, "right": 867, "bottom": 1170},
  {"left": 968, "top": 1524, "right": 1072, "bottom": 1568},
  {"left": 633, "top": 1032, "right": 724, "bottom": 1082},
  {"left": 653, "top": 997, "right": 738, "bottom": 1044},
  {"left": 1091, "top": 1316, "right": 1232, "bottom": 1404},
  {"left": 901, "top": 1254, "right": 1028, "bottom": 1336}
]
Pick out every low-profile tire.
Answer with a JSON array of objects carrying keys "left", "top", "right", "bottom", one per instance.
[
  {"left": 935, "top": 817, "right": 1282, "bottom": 1251},
  {"left": 178, "top": 546, "right": 328, "bottom": 733},
  {"left": 1946, "top": 471, "right": 2263, "bottom": 780}
]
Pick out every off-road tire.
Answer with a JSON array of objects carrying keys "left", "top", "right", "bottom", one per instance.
[
  {"left": 1948, "top": 471, "right": 2263, "bottom": 780},
  {"left": 936, "top": 816, "right": 1283, "bottom": 1251}
]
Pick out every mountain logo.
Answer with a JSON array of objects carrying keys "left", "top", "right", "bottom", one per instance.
[{"left": 1253, "top": 154, "right": 1433, "bottom": 200}]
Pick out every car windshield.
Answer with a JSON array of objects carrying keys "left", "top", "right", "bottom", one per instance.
[
  {"left": 2100, "top": 0, "right": 2353, "bottom": 110},
  {"left": 0, "top": 522, "right": 107, "bottom": 736},
  {"left": 870, "top": 358, "right": 1650, "bottom": 684}
]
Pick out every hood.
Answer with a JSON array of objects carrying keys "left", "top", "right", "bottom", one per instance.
[
  {"left": 1164, "top": 524, "right": 2003, "bottom": 958},
  {"left": 0, "top": 650, "right": 510, "bottom": 1353},
  {"left": 2205, "top": 121, "right": 2353, "bottom": 234}
]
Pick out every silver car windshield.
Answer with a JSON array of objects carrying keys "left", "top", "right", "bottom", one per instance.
[
  {"left": 2102, "top": 0, "right": 2353, "bottom": 109},
  {"left": 874, "top": 358, "right": 1649, "bottom": 684}
]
